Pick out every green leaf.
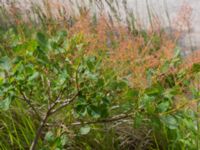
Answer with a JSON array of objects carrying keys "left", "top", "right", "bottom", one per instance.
[
  {"left": 0, "top": 97, "right": 11, "bottom": 111},
  {"left": 87, "top": 105, "right": 101, "bottom": 119},
  {"left": 37, "top": 32, "right": 49, "bottom": 50},
  {"left": 140, "top": 94, "right": 156, "bottom": 114},
  {"left": 163, "top": 88, "right": 177, "bottom": 100},
  {"left": 80, "top": 126, "right": 91, "bottom": 135},
  {"left": 98, "top": 105, "right": 109, "bottom": 118},
  {"left": 145, "top": 86, "right": 162, "bottom": 96},
  {"left": 161, "top": 61, "right": 170, "bottom": 73},
  {"left": 126, "top": 88, "right": 139, "bottom": 100},
  {"left": 37, "top": 32, "right": 47, "bottom": 43},
  {"left": 141, "top": 94, "right": 155, "bottom": 106},
  {"left": 57, "top": 30, "right": 67, "bottom": 38},
  {"left": 134, "top": 113, "right": 143, "bottom": 128},
  {"left": 75, "top": 103, "right": 87, "bottom": 117},
  {"left": 60, "top": 134, "right": 68, "bottom": 146},
  {"left": 44, "top": 131, "right": 54, "bottom": 142},
  {"left": 97, "top": 78, "right": 104, "bottom": 88},
  {"left": 174, "top": 47, "right": 181, "bottom": 58},
  {"left": 157, "top": 101, "right": 170, "bottom": 112},
  {"left": 121, "top": 101, "right": 133, "bottom": 112},
  {"left": 0, "top": 56, "right": 11, "bottom": 71},
  {"left": 109, "top": 80, "right": 127, "bottom": 91},
  {"left": 84, "top": 71, "right": 98, "bottom": 81},
  {"left": 28, "top": 72, "right": 39, "bottom": 81},
  {"left": 86, "top": 56, "right": 96, "bottom": 71},
  {"left": 161, "top": 115, "right": 178, "bottom": 129},
  {"left": 0, "top": 77, "right": 3, "bottom": 85},
  {"left": 146, "top": 68, "right": 154, "bottom": 86},
  {"left": 192, "top": 63, "right": 200, "bottom": 73}
]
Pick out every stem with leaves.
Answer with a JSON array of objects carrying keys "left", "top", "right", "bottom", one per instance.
[{"left": 29, "top": 92, "right": 79, "bottom": 150}]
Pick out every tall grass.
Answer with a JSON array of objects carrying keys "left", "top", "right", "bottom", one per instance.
[{"left": 0, "top": 0, "right": 194, "bottom": 52}]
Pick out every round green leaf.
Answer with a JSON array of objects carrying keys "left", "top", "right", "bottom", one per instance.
[{"left": 80, "top": 126, "right": 91, "bottom": 135}]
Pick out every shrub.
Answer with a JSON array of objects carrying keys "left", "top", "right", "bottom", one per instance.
[{"left": 0, "top": 1, "right": 200, "bottom": 150}]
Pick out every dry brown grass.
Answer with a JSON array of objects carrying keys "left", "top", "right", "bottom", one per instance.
[
  {"left": 67, "top": 6, "right": 200, "bottom": 93},
  {"left": 68, "top": 13, "right": 178, "bottom": 89},
  {"left": 184, "top": 50, "right": 200, "bottom": 68}
]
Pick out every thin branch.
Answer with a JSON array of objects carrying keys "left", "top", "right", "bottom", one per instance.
[
  {"left": 29, "top": 92, "right": 79, "bottom": 150},
  {"left": 47, "top": 78, "right": 52, "bottom": 109},
  {"left": 49, "top": 86, "right": 68, "bottom": 110},
  {"left": 50, "top": 92, "right": 79, "bottom": 115},
  {"left": 44, "top": 114, "right": 133, "bottom": 128},
  {"left": 70, "top": 113, "right": 133, "bottom": 126},
  {"left": 29, "top": 109, "right": 51, "bottom": 150},
  {"left": 51, "top": 79, "right": 70, "bottom": 106},
  {"left": 19, "top": 91, "right": 41, "bottom": 120},
  {"left": 75, "top": 64, "right": 80, "bottom": 92},
  {"left": 45, "top": 113, "right": 133, "bottom": 129},
  {"left": 30, "top": 72, "right": 80, "bottom": 150}
]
